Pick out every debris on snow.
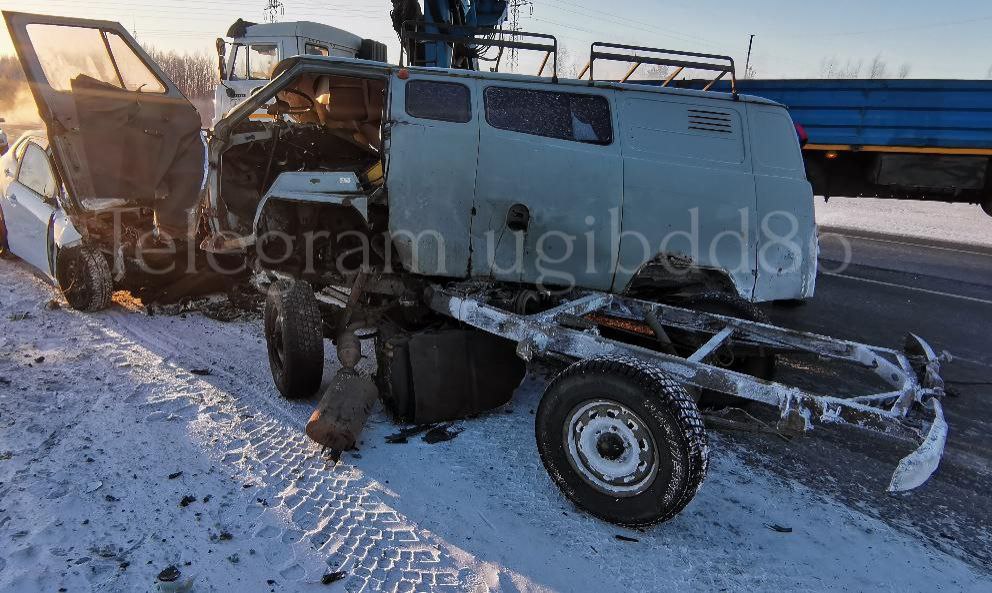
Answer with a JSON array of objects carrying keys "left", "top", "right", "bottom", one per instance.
[
  {"left": 422, "top": 424, "right": 462, "bottom": 444},
  {"left": 385, "top": 424, "right": 433, "bottom": 444},
  {"left": 321, "top": 571, "right": 347, "bottom": 584}
]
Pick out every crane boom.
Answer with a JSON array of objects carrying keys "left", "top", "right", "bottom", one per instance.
[{"left": 391, "top": 0, "right": 509, "bottom": 69}]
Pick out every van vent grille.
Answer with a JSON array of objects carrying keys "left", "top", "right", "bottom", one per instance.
[{"left": 687, "top": 109, "right": 734, "bottom": 134}]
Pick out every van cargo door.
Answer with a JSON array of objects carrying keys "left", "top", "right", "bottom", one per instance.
[
  {"left": 747, "top": 103, "right": 817, "bottom": 301},
  {"left": 613, "top": 96, "right": 759, "bottom": 299}
]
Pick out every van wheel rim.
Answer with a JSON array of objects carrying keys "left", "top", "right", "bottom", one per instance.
[{"left": 564, "top": 399, "right": 658, "bottom": 497}]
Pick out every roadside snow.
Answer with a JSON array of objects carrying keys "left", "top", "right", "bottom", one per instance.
[
  {"left": 0, "top": 258, "right": 988, "bottom": 592},
  {"left": 815, "top": 197, "right": 992, "bottom": 248}
]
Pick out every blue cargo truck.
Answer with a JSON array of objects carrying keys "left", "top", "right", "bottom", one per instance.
[{"left": 673, "top": 79, "right": 992, "bottom": 216}]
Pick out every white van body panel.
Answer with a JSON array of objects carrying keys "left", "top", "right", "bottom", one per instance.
[{"left": 613, "top": 93, "right": 759, "bottom": 298}]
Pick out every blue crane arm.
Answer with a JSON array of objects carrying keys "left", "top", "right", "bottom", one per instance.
[{"left": 393, "top": 0, "right": 509, "bottom": 69}]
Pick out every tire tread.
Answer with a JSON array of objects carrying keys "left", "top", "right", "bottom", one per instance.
[{"left": 538, "top": 356, "right": 708, "bottom": 526}]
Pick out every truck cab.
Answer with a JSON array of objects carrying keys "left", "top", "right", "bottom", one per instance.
[{"left": 213, "top": 19, "right": 386, "bottom": 125}]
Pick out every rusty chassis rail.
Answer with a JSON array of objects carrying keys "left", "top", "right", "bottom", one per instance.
[{"left": 427, "top": 285, "right": 947, "bottom": 493}]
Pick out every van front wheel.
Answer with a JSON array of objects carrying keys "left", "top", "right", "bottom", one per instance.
[{"left": 264, "top": 280, "right": 324, "bottom": 399}]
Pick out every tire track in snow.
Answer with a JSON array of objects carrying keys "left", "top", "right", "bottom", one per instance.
[{"left": 85, "top": 308, "right": 486, "bottom": 592}]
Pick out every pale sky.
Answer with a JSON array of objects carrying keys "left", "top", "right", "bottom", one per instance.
[{"left": 1, "top": 0, "right": 991, "bottom": 79}]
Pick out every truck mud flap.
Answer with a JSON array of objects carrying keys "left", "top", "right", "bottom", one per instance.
[{"left": 376, "top": 328, "right": 526, "bottom": 424}]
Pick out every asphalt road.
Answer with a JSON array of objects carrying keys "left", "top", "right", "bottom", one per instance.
[{"left": 746, "top": 227, "right": 992, "bottom": 571}]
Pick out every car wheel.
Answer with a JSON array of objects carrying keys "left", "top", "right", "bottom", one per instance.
[
  {"left": 264, "top": 280, "right": 324, "bottom": 399},
  {"left": 682, "top": 291, "right": 777, "bottom": 409},
  {"left": 535, "top": 356, "right": 708, "bottom": 527},
  {"left": 55, "top": 246, "right": 113, "bottom": 311}
]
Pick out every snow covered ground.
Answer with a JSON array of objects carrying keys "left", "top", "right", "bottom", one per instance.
[
  {"left": 2, "top": 259, "right": 989, "bottom": 592},
  {"left": 816, "top": 197, "right": 992, "bottom": 248}
]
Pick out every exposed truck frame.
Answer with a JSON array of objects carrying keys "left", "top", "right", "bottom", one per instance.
[{"left": 427, "top": 284, "right": 947, "bottom": 494}]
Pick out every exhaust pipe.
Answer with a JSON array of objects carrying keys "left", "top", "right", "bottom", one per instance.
[{"left": 305, "top": 327, "right": 378, "bottom": 454}]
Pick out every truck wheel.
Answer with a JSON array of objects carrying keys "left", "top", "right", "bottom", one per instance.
[
  {"left": 535, "top": 356, "right": 708, "bottom": 527},
  {"left": 55, "top": 246, "right": 112, "bottom": 311},
  {"left": 264, "top": 280, "right": 324, "bottom": 399},
  {"left": 684, "top": 291, "right": 776, "bottom": 408}
]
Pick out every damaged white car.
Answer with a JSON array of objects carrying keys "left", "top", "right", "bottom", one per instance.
[{"left": 1, "top": 13, "right": 206, "bottom": 310}]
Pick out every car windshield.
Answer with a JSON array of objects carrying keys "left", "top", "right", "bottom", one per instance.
[{"left": 25, "top": 23, "right": 165, "bottom": 93}]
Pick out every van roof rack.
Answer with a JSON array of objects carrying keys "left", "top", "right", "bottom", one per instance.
[
  {"left": 581, "top": 42, "right": 737, "bottom": 94},
  {"left": 399, "top": 21, "right": 559, "bottom": 81}
]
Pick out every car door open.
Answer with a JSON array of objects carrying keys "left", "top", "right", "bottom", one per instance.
[{"left": 3, "top": 11, "right": 205, "bottom": 236}]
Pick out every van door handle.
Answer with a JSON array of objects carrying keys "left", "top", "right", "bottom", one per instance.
[{"left": 506, "top": 203, "right": 530, "bottom": 232}]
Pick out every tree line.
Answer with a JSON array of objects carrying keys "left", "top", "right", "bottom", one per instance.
[{"left": 0, "top": 48, "right": 216, "bottom": 103}]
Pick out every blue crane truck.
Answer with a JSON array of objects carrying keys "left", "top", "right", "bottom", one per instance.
[{"left": 675, "top": 79, "right": 992, "bottom": 216}]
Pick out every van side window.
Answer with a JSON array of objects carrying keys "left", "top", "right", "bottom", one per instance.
[
  {"left": 484, "top": 87, "right": 612, "bottom": 145},
  {"left": 405, "top": 80, "right": 471, "bottom": 123}
]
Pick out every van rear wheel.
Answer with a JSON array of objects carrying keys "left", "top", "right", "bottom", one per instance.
[{"left": 535, "top": 356, "right": 708, "bottom": 527}]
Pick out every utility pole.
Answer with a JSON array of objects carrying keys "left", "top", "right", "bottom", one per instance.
[
  {"left": 264, "top": 0, "right": 285, "bottom": 23},
  {"left": 744, "top": 34, "right": 755, "bottom": 79},
  {"left": 506, "top": 0, "right": 534, "bottom": 71}
]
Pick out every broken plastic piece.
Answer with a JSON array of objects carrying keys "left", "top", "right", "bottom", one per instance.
[{"left": 888, "top": 399, "right": 947, "bottom": 492}]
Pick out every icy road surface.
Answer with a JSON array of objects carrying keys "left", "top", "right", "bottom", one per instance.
[{"left": 0, "top": 259, "right": 987, "bottom": 592}]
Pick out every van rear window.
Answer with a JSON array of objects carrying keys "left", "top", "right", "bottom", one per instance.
[
  {"left": 484, "top": 87, "right": 612, "bottom": 145},
  {"left": 405, "top": 80, "right": 472, "bottom": 123}
]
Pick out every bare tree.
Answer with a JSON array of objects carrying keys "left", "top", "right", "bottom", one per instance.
[
  {"left": 897, "top": 62, "right": 911, "bottom": 79},
  {"left": 622, "top": 63, "right": 670, "bottom": 82},
  {"left": 867, "top": 54, "right": 888, "bottom": 79},
  {"left": 143, "top": 47, "right": 217, "bottom": 99},
  {"left": 820, "top": 56, "right": 864, "bottom": 79},
  {"left": 556, "top": 45, "right": 578, "bottom": 79},
  {"left": 820, "top": 56, "right": 838, "bottom": 79}
]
